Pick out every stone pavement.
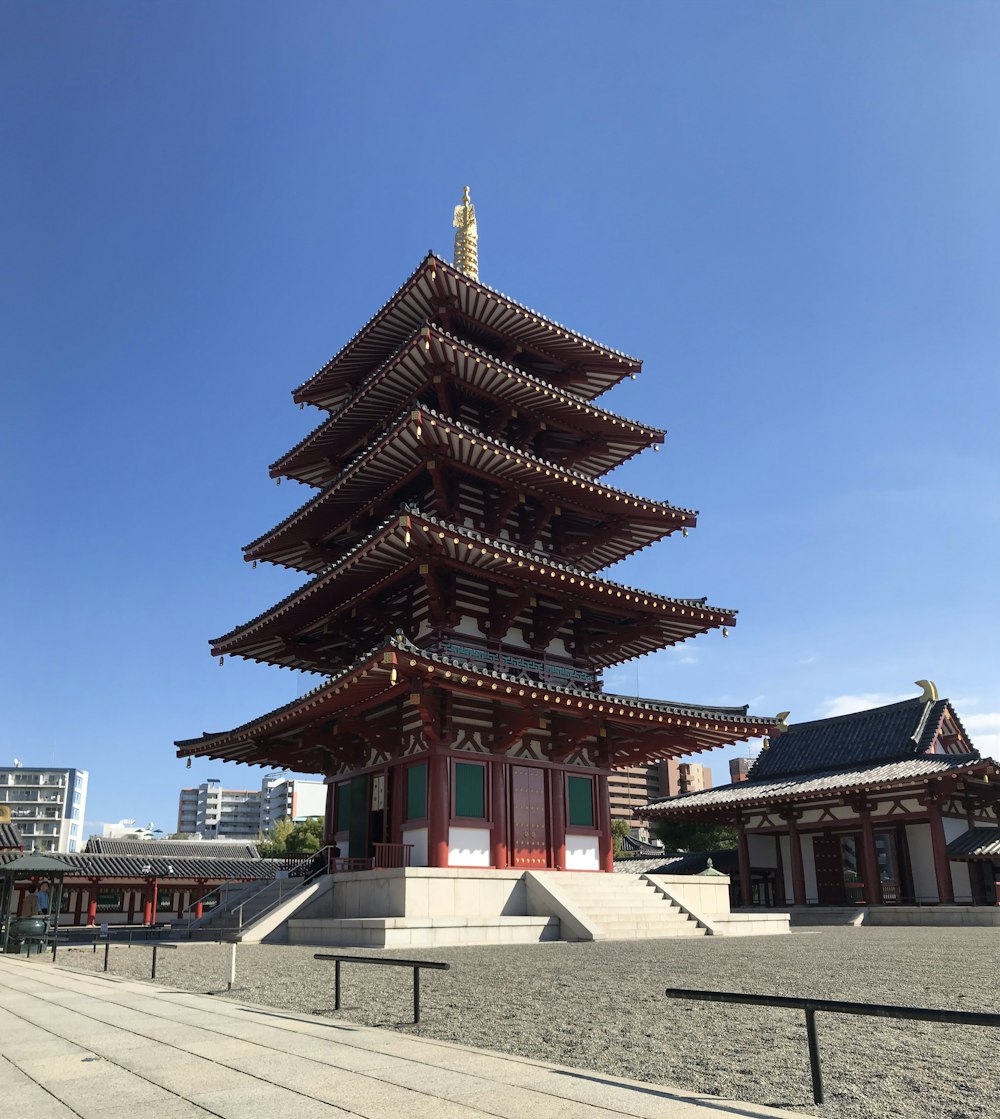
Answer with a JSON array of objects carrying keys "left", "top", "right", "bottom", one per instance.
[{"left": 0, "top": 955, "right": 811, "bottom": 1119}]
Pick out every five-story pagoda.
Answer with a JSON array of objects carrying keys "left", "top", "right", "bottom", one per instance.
[{"left": 177, "top": 190, "right": 779, "bottom": 873}]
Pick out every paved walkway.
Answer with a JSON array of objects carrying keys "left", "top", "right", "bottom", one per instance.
[{"left": 0, "top": 955, "right": 811, "bottom": 1119}]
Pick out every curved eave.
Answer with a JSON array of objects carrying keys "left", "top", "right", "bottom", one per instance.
[
  {"left": 639, "top": 756, "right": 998, "bottom": 817},
  {"left": 245, "top": 407, "right": 696, "bottom": 574},
  {"left": 214, "top": 510, "right": 736, "bottom": 670},
  {"left": 293, "top": 254, "right": 641, "bottom": 408},
  {"left": 176, "top": 637, "right": 778, "bottom": 768},
  {"left": 272, "top": 325, "right": 663, "bottom": 486}
]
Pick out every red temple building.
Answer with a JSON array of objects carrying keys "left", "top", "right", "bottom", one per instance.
[{"left": 176, "top": 193, "right": 779, "bottom": 890}]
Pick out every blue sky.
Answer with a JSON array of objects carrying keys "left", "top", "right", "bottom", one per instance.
[{"left": 3, "top": 2, "right": 998, "bottom": 833}]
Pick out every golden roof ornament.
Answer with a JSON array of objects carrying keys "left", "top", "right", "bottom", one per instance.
[
  {"left": 453, "top": 186, "right": 479, "bottom": 280},
  {"left": 915, "top": 679, "right": 939, "bottom": 702}
]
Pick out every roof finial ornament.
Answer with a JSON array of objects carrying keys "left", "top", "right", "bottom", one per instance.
[
  {"left": 915, "top": 679, "right": 939, "bottom": 703},
  {"left": 453, "top": 186, "right": 479, "bottom": 280}
]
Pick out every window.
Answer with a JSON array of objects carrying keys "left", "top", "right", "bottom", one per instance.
[
  {"left": 567, "top": 775, "right": 595, "bottom": 828},
  {"left": 453, "top": 762, "right": 486, "bottom": 819},
  {"left": 97, "top": 889, "right": 123, "bottom": 913},
  {"left": 335, "top": 782, "right": 351, "bottom": 831},
  {"left": 157, "top": 891, "right": 174, "bottom": 912},
  {"left": 406, "top": 763, "right": 427, "bottom": 821}
]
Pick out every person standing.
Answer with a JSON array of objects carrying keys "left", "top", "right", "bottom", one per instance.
[{"left": 36, "top": 882, "right": 49, "bottom": 915}]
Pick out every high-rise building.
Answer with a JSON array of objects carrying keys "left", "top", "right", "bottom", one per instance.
[
  {"left": 176, "top": 779, "right": 260, "bottom": 839},
  {"left": 609, "top": 760, "right": 714, "bottom": 833},
  {"left": 259, "top": 775, "right": 326, "bottom": 833},
  {"left": 0, "top": 765, "right": 88, "bottom": 853},
  {"left": 177, "top": 193, "right": 777, "bottom": 871},
  {"left": 729, "top": 756, "right": 752, "bottom": 783}
]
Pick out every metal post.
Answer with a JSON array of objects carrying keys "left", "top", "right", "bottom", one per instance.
[
  {"left": 335, "top": 959, "right": 341, "bottom": 1010},
  {"left": 151, "top": 944, "right": 158, "bottom": 979},
  {"left": 413, "top": 966, "right": 420, "bottom": 1024},
  {"left": 805, "top": 1009, "right": 824, "bottom": 1104},
  {"left": 228, "top": 941, "right": 237, "bottom": 990},
  {"left": 104, "top": 942, "right": 110, "bottom": 972}
]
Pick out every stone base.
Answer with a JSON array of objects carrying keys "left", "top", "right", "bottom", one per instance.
[{"left": 287, "top": 914, "right": 560, "bottom": 948}]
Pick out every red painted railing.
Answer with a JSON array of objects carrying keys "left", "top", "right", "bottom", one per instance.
[{"left": 373, "top": 843, "right": 414, "bottom": 869}]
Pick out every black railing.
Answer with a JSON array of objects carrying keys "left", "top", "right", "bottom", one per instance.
[
  {"left": 664, "top": 988, "right": 1000, "bottom": 1104},
  {"left": 314, "top": 953, "right": 450, "bottom": 1024}
]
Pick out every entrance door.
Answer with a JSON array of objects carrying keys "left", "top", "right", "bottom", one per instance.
[
  {"left": 510, "top": 765, "right": 547, "bottom": 868},
  {"left": 348, "top": 774, "right": 369, "bottom": 860},
  {"left": 813, "top": 833, "right": 845, "bottom": 904}
]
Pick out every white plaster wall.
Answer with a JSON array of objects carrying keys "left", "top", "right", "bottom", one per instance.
[
  {"left": 779, "top": 834, "right": 793, "bottom": 900},
  {"left": 906, "top": 823, "right": 938, "bottom": 902},
  {"left": 448, "top": 826, "right": 491, "bottom": 867},
  {"left": 802, "top": 836, "right": 818, "bottom": 903},
  {"left": 565, "top": 835, "right": 600, "bottom": 870},
  {"left": 402, "top": 825, "right": 428, "bottom": 867},
  {"left": 747, "top": 833, "right": 779, "bottom": 868},
  {"left": 942, "top": 816, "right": 973, "bottom": 900}
]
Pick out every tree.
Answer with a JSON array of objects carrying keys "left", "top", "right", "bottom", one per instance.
[
  {"left": 611, "top": 819, "right": 631, "bottom": 858},
  {"left": 653, "top": 818, "right": 738, "bottom": 852},
  {"left": 257, "top": 816, "right": 324, "bottom": 858},
  {"left": 285, "top": 817, "right": 324, "bottom": 855},
  {"left": 256, "top": 817, "right": 295, "bottom": 858}
]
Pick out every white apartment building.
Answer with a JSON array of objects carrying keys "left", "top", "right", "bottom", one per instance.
[
  {"left": 177, "top": 779, "right": 261, "bottom": 839},
  {"left": 259, "top": 775, "right": 326, "bottom": 833},
  {"left": 0, "top": 765, "right": 88, "bottom": 853},
  {"left": 177, "top": 776, "right": 326, "bottom": 839}
]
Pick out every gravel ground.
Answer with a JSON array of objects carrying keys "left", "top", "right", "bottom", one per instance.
[{"left": 56, "top": 927, "right": 998, "bottom": 1119}]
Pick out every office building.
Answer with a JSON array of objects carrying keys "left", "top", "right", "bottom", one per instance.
[{"left": 0, "top": 764, "right": 88, "bottom": 853}]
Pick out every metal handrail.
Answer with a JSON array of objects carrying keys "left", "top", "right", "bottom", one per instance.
[
  {"left": 315, "top": 953, "right": 450, "bottom": 1023},
  {"left": 664, "top": 987, "right": 1000, "bottom": 1105}
]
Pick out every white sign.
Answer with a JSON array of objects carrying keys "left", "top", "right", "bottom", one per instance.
[{"left": 99, "top": 923, "right": 109, "bottom": 939}]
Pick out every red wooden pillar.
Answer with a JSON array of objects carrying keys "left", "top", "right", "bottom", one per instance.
[
  {"left": 490, "top": 755, "right": 508, "bottom": 869},
  {"left": 857, "top": 803, "right": 883, "bottom": 905},
  {"left": 596, "top": 773, "right": 613, "bottom": 873},
  {"left": 73, "top": 888, "right": 84, "bottom": 926},
  {"left": 549, "top": 768, "right": 566, "bottom": 871},
  {"left": 736, "top": 818, "right": 752, "bottom": 907},
  {"left": 176, "top": 890, "right": 185, "bottom": 919},
  {"left": 323, "top": 780, "right": 337, "bottom": 848},
  {"left": 784, "top": 811, "right": 806, "bottom": 905},
  {"left": 427, "top": 752, "right": 450, "bottom": 869},
  {"left": 127, "top": 889, "right": 136, "bottom": 924},
  {"left": 194, "top": 881, "right": 206, "bottom": 920},
  {"left": 142, "top": 881, "right": 154, "bottom": 926},
  {"left": 86, "top": 880, "right": 99, "bottom": 926},
  {"left": 927, "top": 798, "right": 954, "bottom": 904}
]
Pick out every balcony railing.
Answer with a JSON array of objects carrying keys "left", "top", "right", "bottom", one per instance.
[
  {"left": 432, "top": 640, "right": 599, "bottom": 690},
  {"left": 373, "top": 843, "right": 414, "bottom": 869}
]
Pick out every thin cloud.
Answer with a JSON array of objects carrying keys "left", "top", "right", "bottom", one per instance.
[{"left": 818, "top": 692, "right": 912, "bottom": 719}]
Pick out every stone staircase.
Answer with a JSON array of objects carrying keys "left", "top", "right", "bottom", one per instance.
[
  {"left": 545, "top": 872, "right": 708, "bottom": 939},
  {"left": 186, "top": 879, "right": 312, "bottom": 941}
]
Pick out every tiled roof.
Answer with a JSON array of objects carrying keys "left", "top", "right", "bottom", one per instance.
[
  {"left": 748, "top": 698, "right": 961, "bottom": 780},
  {"left": 0, "top": 851, "right": 272, "bottom": 881},
  {"left": 642, "top": 754, "right": 993, "bottom": 815},
  {"left": 178, "top": 634, "right": 779, "bottom": 766},
  {"left": 84, "top": 839, "right": 260, "bottom": 859},
  {"left": 614, "top": 849, "right": 737, "bottom": 876},
  {"left": 618, "top": 834, "right": 668, "bottom": 856},
  {"left": 0, "top": 822, "right": 24, "bottom": 850},
  {"left": 293, "top": 253, "right": 641, "bottom": 408},
  {"left": 946, "top": 828, "right": 1000, "bottom": 860}
]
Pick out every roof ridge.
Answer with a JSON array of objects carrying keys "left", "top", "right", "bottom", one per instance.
[
  {"left": 246, "top": 405, "right": 696, "bottom": 559},
  {"left": 218, "top": 504, "right": 736, "bottom": 649},
  {"left": 293, "top": 253, "right": 640, "bottom": 401},
  {"left": 273, "top": 324, "right": 665, "bottom": 475}
]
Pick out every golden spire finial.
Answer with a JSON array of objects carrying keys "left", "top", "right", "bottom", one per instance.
[{"left": 453, "top": 186, "right": 478, "bottom": 280}]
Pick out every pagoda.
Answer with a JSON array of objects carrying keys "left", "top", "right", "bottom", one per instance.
[{"left": 176, "top": 190, "right": 779, "bottom": 874}]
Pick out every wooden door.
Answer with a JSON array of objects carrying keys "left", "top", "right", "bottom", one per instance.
[
  {"left": 813, "top": 833, "right": 846, "bottom": 904},
  {"left": 348, "top": 774, "right": 369, "bottom": 860},
  {"left": 510, "top": 765, "right": 547, "bottom": 868}
]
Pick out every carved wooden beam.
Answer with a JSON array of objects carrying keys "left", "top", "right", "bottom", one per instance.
[{"left": 485, "top": 586, "right": 533, "bottom": 639}]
